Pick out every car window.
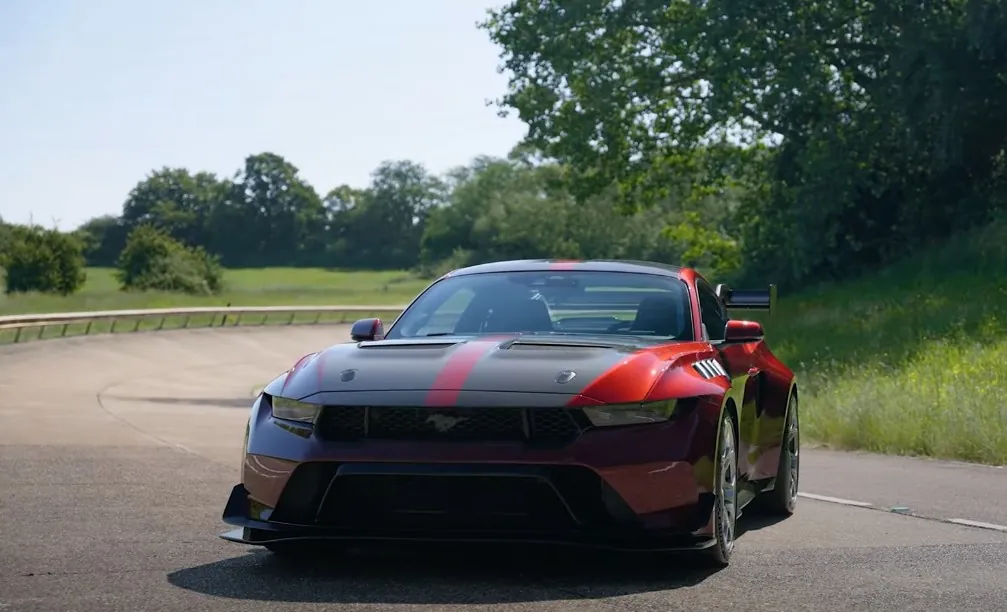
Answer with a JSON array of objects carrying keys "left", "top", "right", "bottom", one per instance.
[
  {"left": 385, "top": 270, "right": 694, "bottom": 341},
  {"left": 697, "top": 281, "right": 729, "bottom": 341},
  {"left": 406, "top": 288, "right": 475, "bottom": 336}
]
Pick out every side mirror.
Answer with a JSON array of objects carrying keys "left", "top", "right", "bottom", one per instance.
[
  {"left": 724, "top": 319, "right": 764, "bottom": 343},
  {"left": 350, "top": 318, "right": 384, "bottom": 342}
]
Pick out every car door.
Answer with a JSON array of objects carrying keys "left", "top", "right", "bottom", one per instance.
[{"left": 696, "top": 280, "right": 760, "bottom": 478}]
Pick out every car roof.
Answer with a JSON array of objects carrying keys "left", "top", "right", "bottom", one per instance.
[{"left": 447, "top": 259, "right": 686, "bottom": 278}]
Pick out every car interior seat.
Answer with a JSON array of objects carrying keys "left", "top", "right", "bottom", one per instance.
[
  {"left": 482, "top": 293, "right": 554, "bottom": 333},
  {"left": 629, "top": 294, "right": 686, "bottom": 337}
]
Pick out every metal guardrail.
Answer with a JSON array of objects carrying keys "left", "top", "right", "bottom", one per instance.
[{"left": 0, "top": 305, "right": 408, "bottom": 344}]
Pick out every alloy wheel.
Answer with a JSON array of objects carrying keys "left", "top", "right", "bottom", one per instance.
[{"left": 718, "top": 416, "right": 738, "bottom": 554}]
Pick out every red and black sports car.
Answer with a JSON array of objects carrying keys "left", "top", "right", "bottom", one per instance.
[{"left": 220, "top": 259, "right": 799, "bottom": 566}]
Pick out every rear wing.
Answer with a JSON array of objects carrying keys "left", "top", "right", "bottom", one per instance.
[{"left": 715, "top": 283, "right": 777, "bottom": 314}]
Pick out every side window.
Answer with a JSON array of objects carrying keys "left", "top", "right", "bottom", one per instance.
[{"left": 697, "top": 282, "right": 728, "bottom": 341}]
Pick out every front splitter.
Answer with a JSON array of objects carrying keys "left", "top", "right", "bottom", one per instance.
[{"left": 219, "top": 525, "right": 716, "bottom": 553}]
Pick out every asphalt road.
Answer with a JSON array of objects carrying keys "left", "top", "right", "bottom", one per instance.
[{"left": 1, "top": 326, "right": 1005, "bottom": 612}]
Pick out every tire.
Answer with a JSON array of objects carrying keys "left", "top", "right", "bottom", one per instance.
[
  {"left": 759, "top": 391, "right": 800, "bottom": 516},
  {"left": 701, "top": 409, "right": 739, "bottom": 567}
]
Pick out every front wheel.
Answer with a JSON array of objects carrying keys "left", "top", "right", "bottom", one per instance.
[
  {"left": 759, "top": 392, "right": 800, "bottom": 515},
  {"left": 701, "top": 409, "right": 739, "bottom": 567}
]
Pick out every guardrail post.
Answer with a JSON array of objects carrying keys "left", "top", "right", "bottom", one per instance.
[
  {"left": 110, "top": 318, "right": 118, "bottom": 333},
  {"left": 60, "top": 324, "right": 69, "bottom": 337},
  {"left": 14, "top": 328, "right": 22, "bottom": 343}
]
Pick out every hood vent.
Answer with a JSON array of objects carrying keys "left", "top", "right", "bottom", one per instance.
[
  {"left": 506, "top": 339, "right": 627, "bottom": 351},
  {"left": 357, "top": 341, "right": 458, "bottom": 350}
]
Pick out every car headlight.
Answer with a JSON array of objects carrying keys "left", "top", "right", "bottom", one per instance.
[
  {"left": 581, "top": 399, "right": 684, "bottom": 427},
  {"left": 270, "top": 395, "right": 320, "bottom": 424}
]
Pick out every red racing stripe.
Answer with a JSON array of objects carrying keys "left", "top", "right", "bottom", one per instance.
[
  {"left": 549, "top": 260, "right": 580, "bottom": 270},
  {"left": 314, "top": 349, "right": 327, "bottom": 387},
  {"left": 281, "top": 352, "right": 317, "bottom": 393},
  {"left": 425, "top": 336, "right": 512, "bottom": 406}
]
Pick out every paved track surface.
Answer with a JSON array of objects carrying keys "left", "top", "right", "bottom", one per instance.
[{"left": 1, "top": 327, "right": 1005, "bottom": 612}]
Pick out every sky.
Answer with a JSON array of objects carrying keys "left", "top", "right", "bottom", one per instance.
[{"left": 0, "top": 0, "right": 527, "bottom": 230}]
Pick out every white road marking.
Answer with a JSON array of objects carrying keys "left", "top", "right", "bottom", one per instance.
[
  {"left": 797, "top": 492, "right": 874, "bottom": 507},
  {"left": 797, "top": 493, "right": 1007, "bottom": 534},
  {"left": 946, "top": 518, "right": 1007, "bottom": 533}
]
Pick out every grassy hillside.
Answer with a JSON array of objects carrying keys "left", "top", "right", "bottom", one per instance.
[{"left": 755, "top": 218, "right": 1007, "bottom": 465}]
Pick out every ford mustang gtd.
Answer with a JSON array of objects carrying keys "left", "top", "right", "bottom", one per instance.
[{"left": 220, "top": 259, "right": 799, "bottom": 566}]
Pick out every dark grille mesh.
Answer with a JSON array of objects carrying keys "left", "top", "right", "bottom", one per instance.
[
  {"left": 315, "top": 406, "right": 366, "bottom": 440},
  {"left": 368, "top": 407, "right": 525, "bottom": 441},
  {"left": 315, "top": 406, "right": 580, "bottom": 446}
]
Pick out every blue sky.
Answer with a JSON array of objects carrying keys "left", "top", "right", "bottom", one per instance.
[{"left": 0, "top": 0, "right": 526, "bottom": 230}]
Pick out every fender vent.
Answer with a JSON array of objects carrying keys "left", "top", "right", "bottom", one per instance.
[{"left": 693, "top": 358, "right": 728, "bottom": 379}]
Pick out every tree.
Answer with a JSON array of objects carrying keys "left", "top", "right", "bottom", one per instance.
[
  {"left": 75, "top": 215, "right": 130, "bottom": 267},
  {"left": 115, "top": 224, "right": 223, "bottom": 295},
  {"left": 419, "top": 156, "right": 692, "bottom": 275},
  {"left": 121, "top": 167, "right": 224, "bottom": 249},
  {"left": 333, "top": 161, "right": 448, "bottom": 269},
  {"left": 481, "top": 0, "right": 1007, "bottom": 286},
  {"left": 1, "top": 224, "right": 87, "bottom": 295},
  {"left": 213, "top": 153, "right": 327, "bottom": 267}
]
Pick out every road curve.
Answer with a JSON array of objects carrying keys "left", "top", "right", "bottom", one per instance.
[{"left": 1, "top": 327, "right": 1005, "bottom": 612}]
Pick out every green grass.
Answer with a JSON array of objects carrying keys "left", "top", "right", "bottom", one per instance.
[
  {"left": 0, "top": 268, "right": 429, "bottom": 315},
  {"left": 749, "top": 218, "right": 1007, "bottom": 465},
  {"left": 0, "top": 267, "right": 426, "bottom": 344}
]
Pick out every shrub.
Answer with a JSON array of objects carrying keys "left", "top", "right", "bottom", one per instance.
[
  {"left": 0, "top": 224, "right": 87, "bottom": 295},
  {"left": 115, "top": 225, "right": 223, "bottom": 295}
]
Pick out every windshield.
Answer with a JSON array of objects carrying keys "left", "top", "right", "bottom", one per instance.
[{"left": 385, "top": 270, "right": 693, "bottom": 341}]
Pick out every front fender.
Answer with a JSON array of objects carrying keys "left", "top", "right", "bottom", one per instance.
[{"left": 262, "top": 371, "right": 292, "bottom": 397}]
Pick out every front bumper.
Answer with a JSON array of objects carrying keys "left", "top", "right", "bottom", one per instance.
[
  {"left": 228, "top": 393, "right": 724, "bottom": 546},
  {"left": 221, "top": 462, "right": 717, "bottom": 552}
]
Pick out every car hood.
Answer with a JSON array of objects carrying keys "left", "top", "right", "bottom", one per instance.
[{"left": 268, "top": 334, "right": 707, "bottom": 402}]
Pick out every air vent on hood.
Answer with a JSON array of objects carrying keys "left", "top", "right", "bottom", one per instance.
[
  {"left": 357, "top": 340, "right": 458, "bottom": 349},
  {"left": 505, "top": 339, "right": 631, "bottom": 351}
]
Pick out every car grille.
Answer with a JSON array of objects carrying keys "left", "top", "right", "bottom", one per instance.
[{"left": 314, "top": 406, "right": 581, "bottom": 446}]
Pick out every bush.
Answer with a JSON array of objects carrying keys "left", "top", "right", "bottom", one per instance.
[
  {"left": 115, "top": 225, "right": 224, "bottom": 295},
  {"left": 0, "top": 224, "right": 87, "bottom": 295}
]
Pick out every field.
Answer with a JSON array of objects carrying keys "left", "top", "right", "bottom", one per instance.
[
  {"left": 2, "top": 224, "right": 1005, "bottom": 465},
  {"left": 0, "top": 268, "right": 430, "bottom": 315}
]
